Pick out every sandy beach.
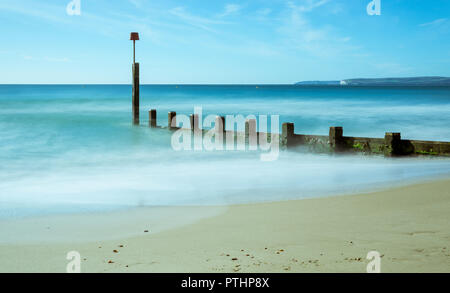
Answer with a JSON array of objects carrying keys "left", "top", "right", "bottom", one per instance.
[{"left": 0, "top": 178, "right": 449, "bottom": 273}]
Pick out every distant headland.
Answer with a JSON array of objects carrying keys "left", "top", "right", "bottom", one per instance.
[{"left": 295, "top": 76, "right": 450, "bottom": 86}]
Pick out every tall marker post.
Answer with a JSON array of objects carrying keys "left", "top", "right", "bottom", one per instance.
[{"left": 130, "top": 32, "right": 140, "bottom": 125}]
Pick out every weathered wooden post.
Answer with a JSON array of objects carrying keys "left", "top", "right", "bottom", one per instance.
[
  {"left": 190, "top": 114, "right": 199, "bottom": 132},
  {"left": 245, "top": 119, "right": 257, "bottom": 149},
  {"left": 132, "top": 63, "right": 140, "bottom": 125},
  {"left": 168, "top": 112, "right": 177, "bottom": 130},
  {"left": 130, "top": 32, "right": 140, "bottom": 125},
  {"left": 214, "top": 116, "right": 226, "bottom": 148},
  {"left": 329, "top": 126, "right": 345, "bottom": 152},
  {"left": 149, "top": 109, "right": 157, "bottom": 128},
  {"left": 282, "top": 122, "right": 295, "bottom": 148},
  {"left": 384, "top": 132, "right": 402, "bottom": 157},
  {"left": 215, "top": 116, "right": 225, "bottom": 133}
]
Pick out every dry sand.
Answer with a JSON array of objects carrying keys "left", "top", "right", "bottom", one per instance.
[{"left": 0, "top": 178, "right": 449, "bottom": 273}]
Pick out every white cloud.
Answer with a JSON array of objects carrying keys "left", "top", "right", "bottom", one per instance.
[
  {"left": 0, "top": 0, "right": 166, "bottom": 44},
  {"left": 277, "top": 0, "right": 360, "bottom": 58},
  {"left": 169, "top": 7, "right": 228, "bottom": 32},
  {"left": 21, "top": 55, "right": 71, "bottom": 62},
  {"left": 219, "top": 4, "right": 242, "bottom": 17},
  {"left": 0, "top": 1, "right": 71, "bottom": 24},
  {"left": 44, "top": 57, "right": 71, "bottom": 63},
  {"left": 256, "top": 8, "right": 272, "bottom": 16},
  {"left": 129, "top": 0, "right": 145, "bottom": 8},
  {"left": 419, "top": 18, "right": 448, "bottom": 27},
  {"left": 295, "top": 0, "right": 331, "bottom": 12}
]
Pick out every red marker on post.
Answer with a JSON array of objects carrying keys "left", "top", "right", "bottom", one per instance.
[{"left": 130, "top": 32, "right": 140, "bottom": 64}]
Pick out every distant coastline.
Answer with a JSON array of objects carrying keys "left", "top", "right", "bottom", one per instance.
[{"left": 295, "top": 76, "right": 450, "bottom": 86}]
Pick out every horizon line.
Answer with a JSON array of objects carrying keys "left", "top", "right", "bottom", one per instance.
[
  {"left": 0, "top": 83, "right": 297, "bottom": 86},
  {"left": 1, "top": 76, "right": 449, "bottom": 86}
]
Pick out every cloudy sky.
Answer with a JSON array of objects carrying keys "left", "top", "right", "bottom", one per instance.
[{"left": 0, "top": 0, "right": 449, "bottom": 84}]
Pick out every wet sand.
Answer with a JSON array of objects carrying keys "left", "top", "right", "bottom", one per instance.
[{"left": 0, "top": 178, "right": 449, "bottom": 273}]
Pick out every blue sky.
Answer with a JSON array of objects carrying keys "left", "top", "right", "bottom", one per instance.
[{"left": 0, "top": 0, "right": 449, "bottom": 84}]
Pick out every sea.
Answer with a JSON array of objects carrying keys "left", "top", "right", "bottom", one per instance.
[{"left": 1, "top": 85, "right": 450, "bottom": 220}]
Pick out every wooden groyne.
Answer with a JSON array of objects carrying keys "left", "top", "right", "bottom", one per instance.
[
  {"left": 127, "top": 32, "right": 449, "bottom": 158},
  {"left": 143, "top": 109, "right": 450, "bottom": 157},
  {"left": 282, "top": 124, "right": 450, "bottom": 157}
]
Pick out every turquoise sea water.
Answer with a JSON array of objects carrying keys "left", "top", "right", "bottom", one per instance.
[{"left": 1, "top": 85, "right": 450, "bottom": 219}]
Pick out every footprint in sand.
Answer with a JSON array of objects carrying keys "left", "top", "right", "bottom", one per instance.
[{"left": 406, "top": 231, "right": 436, "bottom": 236}]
